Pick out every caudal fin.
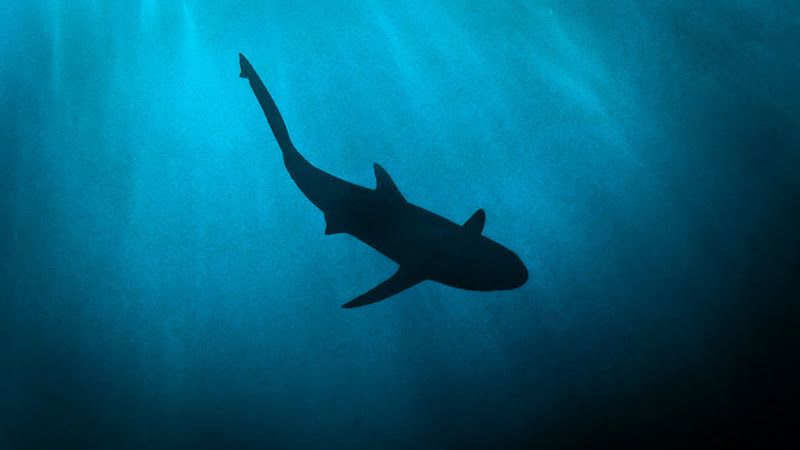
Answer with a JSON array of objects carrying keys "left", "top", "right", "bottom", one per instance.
[
  {"left": 238, "top": 52, "right": 298, "bottom": 157},
  {"left": 239, "top": 53, "right": 254, "bottom": 79}
]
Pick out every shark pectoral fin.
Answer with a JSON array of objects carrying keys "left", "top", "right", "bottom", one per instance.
[
  {"left": 463, "top": 208, "right": 486, "bottom": 234},
  {"left": 373, "top": 163, "right": 406, "bottom": 202},
  {"left": 341, "top": 269, "right": 423, "bottom": 309}
]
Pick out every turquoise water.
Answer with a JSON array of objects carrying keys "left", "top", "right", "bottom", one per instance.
[{"left": 2, "top": 1, "right": 798, "bottom": 448}]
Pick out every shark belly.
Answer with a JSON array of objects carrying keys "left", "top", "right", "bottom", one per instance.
[{"left": 336, "top": 198, "right": 461, "bottom": 270}]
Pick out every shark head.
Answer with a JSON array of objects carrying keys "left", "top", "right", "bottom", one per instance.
[
  {"left": 427, "top": 235, "right": 529, "bottom": 292},
  {"left": 484, "top": 243, "right": 529, "bottom": 290}
]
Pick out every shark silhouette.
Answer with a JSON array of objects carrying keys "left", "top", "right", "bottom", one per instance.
[{"left": 239, "top": 53, "right": 528, "bottom": 308}]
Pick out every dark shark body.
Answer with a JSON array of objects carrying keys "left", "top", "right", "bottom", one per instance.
[{"left": 239, "top": 53, "right": 527, "bottom": 308}]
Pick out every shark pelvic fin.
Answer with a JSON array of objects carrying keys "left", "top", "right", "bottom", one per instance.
[
  {"left": 463, "top": 209, "right": 486, "bottom": 234},
  {"left": 373, "top": 163, "right": 405, "bottom": 202}
]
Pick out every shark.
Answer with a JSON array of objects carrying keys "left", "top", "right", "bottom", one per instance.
[{"left": 238, "top": 53, "right": 528, "bottom": 308}]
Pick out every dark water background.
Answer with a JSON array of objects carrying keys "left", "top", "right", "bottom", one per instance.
[{"left": 2, "top": 1, "right": 798, "bottom": 448}]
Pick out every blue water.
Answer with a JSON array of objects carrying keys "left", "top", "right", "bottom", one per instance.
[{"left": 2, "top": 1, "right": 798, "bottom": 448}]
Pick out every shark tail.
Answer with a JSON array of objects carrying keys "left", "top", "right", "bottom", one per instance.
[
  {"left": 239, "top": 55, "right": 253, "bottom": 78},
  {"left": 239, "top": 53, "right": 299, "bottom": 159}
]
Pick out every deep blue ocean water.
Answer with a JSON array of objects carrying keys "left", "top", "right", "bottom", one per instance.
[{"left": 2, "top": 1, "right": 798, "bottom": 448}]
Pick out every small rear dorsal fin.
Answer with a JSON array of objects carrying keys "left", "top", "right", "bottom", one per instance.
[
  {"left": 373, "top": 163, "right": 405, "bottom": 201},
  {"left": 324, "top": 213, "right": 345, "bottom": 235},
  {"left": 463, "top": 209, "right": 486, "bottom": 234}
]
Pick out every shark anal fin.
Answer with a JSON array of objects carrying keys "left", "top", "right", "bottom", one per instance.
[
  {"left": 373, "top": 163, "right": 405, "bottom": 202},
  {"left": 463, "top": 208, "right": 486, "bottom": 234},
  {"left": 342, "top": 269, "right": 423, "bottom": 308}
]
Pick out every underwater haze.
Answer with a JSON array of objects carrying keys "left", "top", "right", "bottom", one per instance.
[{"left": 2, "top": 1, "right": 799, "bottom": 448}]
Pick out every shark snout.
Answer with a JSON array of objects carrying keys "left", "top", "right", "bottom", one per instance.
[
  {"left": 506, "top": 254, "right": 529, "bottom": 289},
  {"left": 483, "top": 248, "right": 528, "bottom": 290}
]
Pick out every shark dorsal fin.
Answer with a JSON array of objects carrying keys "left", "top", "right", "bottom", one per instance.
[
  {"left": 373, "top": 163, "right": 405, "bottom": 201},
  {"left": 463, "top": 209, "right": 486, "bottom": 234}
]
